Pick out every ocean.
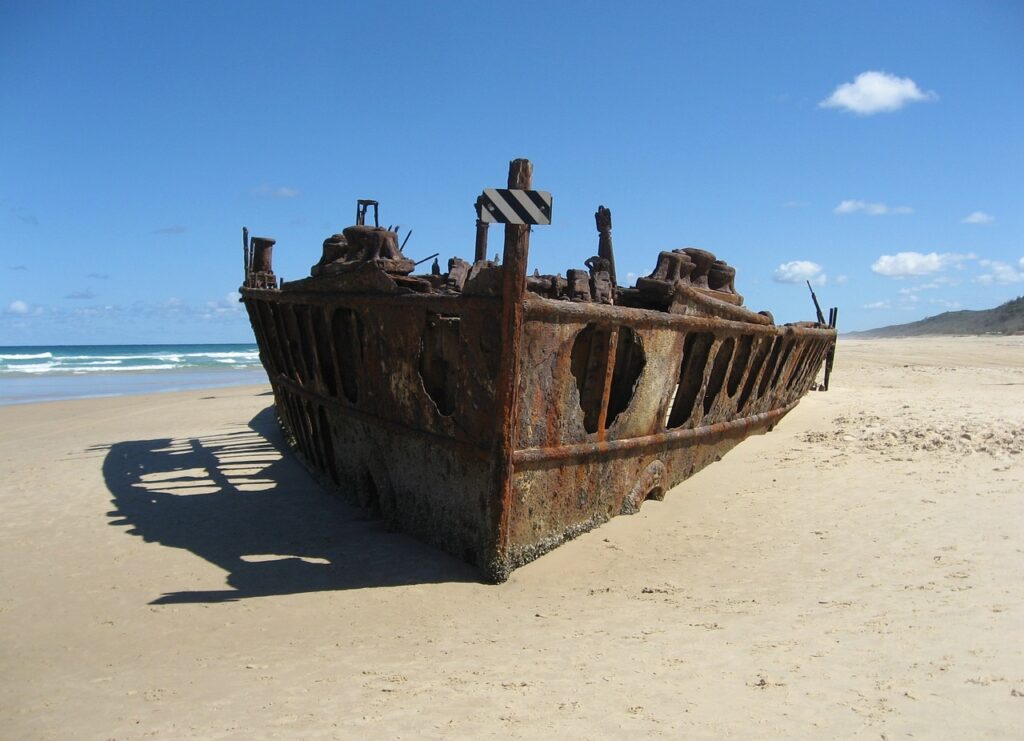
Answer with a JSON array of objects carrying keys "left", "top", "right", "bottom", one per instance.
[{"left": 0, "top": 344, "right": 267, "bottom": 405}]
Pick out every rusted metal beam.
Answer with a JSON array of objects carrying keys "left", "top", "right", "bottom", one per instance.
[
  {"left": 823, "top": 307, "right": 838, "bottom": 390},
  {"left": 594, "top": 327, "right": 620, "bottom": 441},
  {"left": 474, "top": 195, "right": 489, "bottom": 263},
  {"left": 595, "top": 205, "right": 617, "bottom": 286},
  {"left": 242, "top": 287, "right": 500, "bottom": 311},
  {"left": 491, "top": 159, "right": 533, "bottom": 577},
  {"left": 513, "top": 401, "right": 799, "bottom": 465},
  {"left": 242, "top": 227, "right": 250, "bottom": 287},
  {"left": 525, "top": 298, "right": 834, "bottom": 339}
]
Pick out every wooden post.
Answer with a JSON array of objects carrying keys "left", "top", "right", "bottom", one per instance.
[
  {"left": 489, "top": 158, "right": 533, "bottom": 581},
  {"left": 500, "top": 159, "right": 532, "bottom": 303},
  {"left": 474, "top": 196, "right": 489, "bottom": 263}
]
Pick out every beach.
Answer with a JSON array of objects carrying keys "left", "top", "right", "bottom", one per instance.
[{"left": 1, "top": 336, "right": 1021, "bottom": 738}]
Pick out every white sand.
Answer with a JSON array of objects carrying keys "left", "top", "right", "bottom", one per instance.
[{"left": 1, "top": 336, "right": 1021, "bottom": 738}]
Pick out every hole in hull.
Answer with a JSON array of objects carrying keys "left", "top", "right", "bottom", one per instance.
[
  {"left": 667, "top": 332, "right": 714, "bottom": 428},
  {"left": 311, "top": 309, "right": 338, "bottom": 397},
  {"left": 607, "top": 326, "right": 645, "bottom": 428},
  {"left": 738, "top": 335, "right": 773, "bottom": 411},
  {"left": 419, "top": 313, "right": 460, "bottom": 416},
  {"left": 703, "top": 337, "right": 734, "bottom": 416},
  {"left": 256, "top": 301, "right": 286, "bottom": 376},
  {"left": 769, "top": 338, "right": 797, "bottom": 390},
  {"left": 317, "top": 406, "right": 339, "bottom": 484},
  {"left": 294, "top": 306, "right": 318, "bottom": 387},
  {"left": 757, "top": 336, "right": 785, "bottom": 399},
  {"left": 331, "top": 308, "right": 362, "bottom": 403},
  {"left": 571, "top": 323, "right": 645, "bottom": 434},
  {"left": 727, "top": 334, "right": 753, "bottom": 397},
  {"left": 571, "top": 324, "right": 609, "bottom": 433}
]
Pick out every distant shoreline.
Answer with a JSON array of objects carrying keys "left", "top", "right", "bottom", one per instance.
[
  {"left": 0, "top": 343, "right": 266, "bottom": 405},
  {"left": 846, "top": 296, "right": 1024, "bottom": 338}
]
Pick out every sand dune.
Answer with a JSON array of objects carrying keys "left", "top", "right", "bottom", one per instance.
[{"left": 1, "top": 336, "right": 1021, "bottom": 737}]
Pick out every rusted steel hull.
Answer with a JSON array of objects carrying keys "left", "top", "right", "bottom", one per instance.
[
  {"left": 241, "top": 288, "right": 835, "bottom": 582},
  {"left": 239, "top": 158, "right": 835, "bottom": 581}
]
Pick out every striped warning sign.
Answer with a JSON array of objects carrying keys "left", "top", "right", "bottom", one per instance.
[{"left": 478, "top": 188, "right": 553, "bottom": 225}]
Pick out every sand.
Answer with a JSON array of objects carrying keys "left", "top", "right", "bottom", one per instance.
[{"left": 1, "top": 336, "right": 1021, "bottom": 738}]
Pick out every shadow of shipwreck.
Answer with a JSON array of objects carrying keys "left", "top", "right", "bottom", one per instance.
[{"left": 99, "top": 406, "right": 476, "bottom": 604}]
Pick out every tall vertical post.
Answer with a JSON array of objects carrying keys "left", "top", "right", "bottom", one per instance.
[
  {"left": 489, "top": 158, "right": 533, "bottom": 582},
  {"left": 242, "top": 227, "right": 250, "bottom": 287},
  {"left": 474, "top": 196, "right": 490, "bottom": 263},
  {"left": 823, "top": 307, "right": 838, "bottom": 391},
  {"left": 807, "top": 280, "right": 826, "bottom": 325},
  {"left": 595, "top": 205, "right": 617, "bottom": 285}
]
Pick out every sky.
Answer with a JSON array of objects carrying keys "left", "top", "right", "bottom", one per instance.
[{"left": 2, "top": 0, "right": 1022, "bottom": 344}]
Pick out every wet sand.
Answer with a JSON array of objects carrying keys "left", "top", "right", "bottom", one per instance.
[{"left": 1, "top": 336, "right": 1021, "bottom": 737}]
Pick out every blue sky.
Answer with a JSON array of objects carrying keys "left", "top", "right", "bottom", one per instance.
[{"left": 2, "top": 1, "right": 1022, "bottom": 344}]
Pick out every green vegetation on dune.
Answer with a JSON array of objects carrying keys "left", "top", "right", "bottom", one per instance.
[{"left": 850, "top": 297, "right": 1024, "bottom": 337}]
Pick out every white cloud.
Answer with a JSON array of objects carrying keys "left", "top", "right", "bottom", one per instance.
[
  {"left": 961, "top": 211, "right": 994, "bottom": 225},
  {"left": 834, "top": 200, "right": 912, "bottom": 216},
  {"left": 974, "top": 259, "right": 1024, "bottom": 285},
  {"left": 864, "top": 274, "right": 964, "bottom": 312},
  {"left": 871, "top": 251, "right": 975, "bottom": 277},
  {"left": 773, "top": 260, "right": 826, "bottom": 286},
  {"left": 835, "top": 274, "right": 848, "bottom": 285},
  {"left": 1, "top": 295, "right": 252, "bottom": 331},
  {"left": 898, "top": 278, "right": 956, "bottom": 295},
  {"left": 820, "top": 71, "right": 936, "bottom": 115},
  {"left": 201, "top": 292, "right": 245, "bottom": 319}
]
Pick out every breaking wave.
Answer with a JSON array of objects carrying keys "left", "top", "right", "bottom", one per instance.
[
  {"left": 0, "top": 352, "right": 53, "bottom": 360},
  {"left": 0, "top": 344, "right": 261, "bottom": 376}
]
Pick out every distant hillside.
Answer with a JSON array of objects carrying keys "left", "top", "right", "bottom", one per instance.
[{"left": 849, "top": 296, "right": 1024, "bottom": 337}]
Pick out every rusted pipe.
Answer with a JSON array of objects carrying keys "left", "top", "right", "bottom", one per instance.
[
  {"left": 474, "top": 196, "right": 489, "bottom": 263},
  {"left": 513, "top": 401, "right": 799, "bottom": 466}
]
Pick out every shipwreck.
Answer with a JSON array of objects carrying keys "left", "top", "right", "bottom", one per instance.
[{"left": 239, "top": 159, "right": 838, "bottom": 582}]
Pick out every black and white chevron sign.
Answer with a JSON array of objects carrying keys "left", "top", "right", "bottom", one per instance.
[{"left": 478, "top": 188, "right": 553, "bottom": 225}]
